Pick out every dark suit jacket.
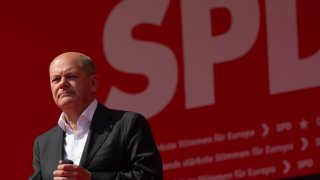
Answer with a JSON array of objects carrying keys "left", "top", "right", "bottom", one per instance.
[{"left": 30, "top": 103, "right": 163, "bottom": 180}]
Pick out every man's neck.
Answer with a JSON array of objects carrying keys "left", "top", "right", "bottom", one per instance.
[
  {"left": 63, "top": 113, "right": 79, "bottom": 130},
  {"left": 61, "top": 98, "right": 96, "bottom": 130}
]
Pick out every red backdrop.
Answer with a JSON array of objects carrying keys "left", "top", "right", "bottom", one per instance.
[{"left": 0, "top": 0, "right": 319, "bottom": 179}]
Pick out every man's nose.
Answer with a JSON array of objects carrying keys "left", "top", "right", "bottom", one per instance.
[{"left": 59, "top": 78, "right": 68, "bottom": 89}]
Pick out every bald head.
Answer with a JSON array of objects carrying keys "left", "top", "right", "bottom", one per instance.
[{"left": 50, "top": 52, "right": 96, "bottom": 76}]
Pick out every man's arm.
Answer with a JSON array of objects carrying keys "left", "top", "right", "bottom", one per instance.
[{"left": 29, "top": 138, "right": 42, "bottom": 180}]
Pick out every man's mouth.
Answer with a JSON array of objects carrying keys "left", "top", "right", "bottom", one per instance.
[{"left": 59, "top": 91, "right": 74, "bottom": 98}]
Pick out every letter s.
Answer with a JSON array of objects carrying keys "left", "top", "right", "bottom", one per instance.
[{"left": 103, "top": 0, "right": 178, "bottom": 118}]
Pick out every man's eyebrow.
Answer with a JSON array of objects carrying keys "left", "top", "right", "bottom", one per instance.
[{"left": 50, "top": 74, "right": 60, "bottom": 77}]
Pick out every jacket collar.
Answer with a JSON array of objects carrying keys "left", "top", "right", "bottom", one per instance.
[{"left": 79, "top": 103, "right": 115, "bottom": 167}]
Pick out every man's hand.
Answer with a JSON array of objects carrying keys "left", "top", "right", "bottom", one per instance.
[{"left": 53, "top": 160, "right": 91, "bottom": 180}]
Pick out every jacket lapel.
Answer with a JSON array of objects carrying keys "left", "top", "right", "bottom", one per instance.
[
  {"left": 46, "top": 126, "right": 65, "bottom": 176},
  {"left": 58, "top": 128, "right": 65, "bottom": 160},
  {"left": 50, "top": 126, "right": 65, "bottom": 160},
  {"left": 79, "top": 103, "right": 114, "bottom": 168}
]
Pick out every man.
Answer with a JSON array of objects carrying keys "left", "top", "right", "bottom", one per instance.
[{"left": 30, "top": 52, "right": 163, "bottom": 179}]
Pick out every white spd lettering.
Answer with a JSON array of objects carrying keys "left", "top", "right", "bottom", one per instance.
[{"left": 103, "top": 1, "right": 320, "bottom": 118}]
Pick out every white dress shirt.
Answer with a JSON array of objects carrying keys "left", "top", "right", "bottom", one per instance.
[{"left": 58, "top": 99, "right": 98, "bottom": 165}]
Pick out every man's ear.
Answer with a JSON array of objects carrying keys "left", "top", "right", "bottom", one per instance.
[{"left": 90, "top": 74, "right": 99, "bottom": 92}]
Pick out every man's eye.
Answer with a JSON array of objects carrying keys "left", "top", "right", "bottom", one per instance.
[
  {"left": 52, "top": 78, "right": 60, "bottom": 83},
  {"left": 67, "top": 75, "right": 77, "bottom": 80}
]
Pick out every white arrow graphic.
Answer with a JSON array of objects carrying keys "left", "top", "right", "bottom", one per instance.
[
  {"left": 261, "top": 123, "right": 270, "bottom": 137},
  {"left": 282, "top": 160, "right": 291, "bottom": 174},
  {"left": 300, "top": 137, "right": 309, "bottom": 151}
]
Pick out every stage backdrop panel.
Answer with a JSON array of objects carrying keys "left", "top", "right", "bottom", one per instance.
[{"left": 0, "top": 0, "right": 319, "bottom": 179}]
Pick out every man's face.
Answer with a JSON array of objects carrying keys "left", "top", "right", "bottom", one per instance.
[{"left": 49, "top": 57, "right": 96, "bottom": 110}]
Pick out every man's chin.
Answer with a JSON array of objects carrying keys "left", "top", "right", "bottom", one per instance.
[{"left": 57, "top": 98, "right": 76, "bottom": 109}]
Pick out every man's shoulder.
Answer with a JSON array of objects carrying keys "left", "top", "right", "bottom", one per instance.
[
  {"left": 35, "top": 125, "right": 62, "bottom": 142},
  {"left": 96, "top": 103, "right": 144, "bottom": 119},
  {"left": 96, "top": 103, "right": 148, "bottom": 125}
]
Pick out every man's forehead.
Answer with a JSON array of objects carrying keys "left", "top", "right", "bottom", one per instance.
[
  {"left": 49, "top": 66, "right": 81, "bottom": 76},
  {"left": 50, "top": 57, "right": 80, "bottom": 68}
]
